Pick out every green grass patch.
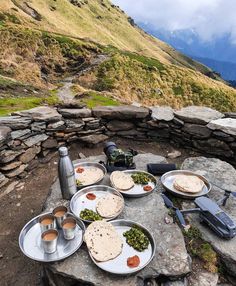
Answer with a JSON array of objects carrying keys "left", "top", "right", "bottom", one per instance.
[
  {"left": 80, "top": 91, "right": 120, "bottom": 108},
  {"left": 173, "top": 86, "right": 184, "bottom": 95}
]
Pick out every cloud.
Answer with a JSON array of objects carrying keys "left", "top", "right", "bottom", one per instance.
[{"left": 112, "top": 0, "right": 236, "bottom": 43}]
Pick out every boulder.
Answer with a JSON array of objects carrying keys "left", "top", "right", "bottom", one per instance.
[
  {"left": 59, "top": 108, "right": 91, "bottom": 118},
  {"left": 10, "top": 129, "right": 31, "bottom": 139},
  {"left": 0, "top": 116, "right": 31, "bottom": 130},
  {"left": 151, "top": 106, "right": 174, "bottom": 122},
  {"left": 79, "top": 134, "right": 108, "bottom": 145},
  {"left": 0, "top": 161, "right": 22, "bottom": 171},
  {"left": 4, "top": 164, "right": 27, "bottom": 178},
  {"left": 0, "top": 150, "right": 23, "bottom": 164},
  {"left": 207, "top": 118, "right": 236, "bottom": 136},
  {"left": 181, "top": 156, "right": 236, "bottom": 277},
  {"left": 19, "top": 146, "right": 41, "bottom": 163},
  {"left": 106, "top": 120, "right": 134, "bottom": 132},
  {"left": 0, "top": 126, "right": 11, "bottom": 144},
  {"left": 174, "top": 106, "right": 224, "bottom": 125},
  {"left": 24, "top": 134, "right": 48, "bottom": 147},
  {"left": 14, "top": 106, "right": 62, "bottom": 122},
  {"left": 92, "top": 105, "right": 150, "bottom": 119},
  {"left": 182, "top": 124, "right": 212, "bottom": 139}
]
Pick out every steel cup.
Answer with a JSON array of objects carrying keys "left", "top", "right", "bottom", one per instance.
[
  {"left": 39, "top": 214, "right": 56, "bottom": 233},
  {"left": 62, "top": 217, "right": 77, "bottom": 240},
  {"left": 41, "top": 229, "right": 58, "bottom": 254},
  {"left": 52, "top": 206, "right": 68, "bottom": 229}
]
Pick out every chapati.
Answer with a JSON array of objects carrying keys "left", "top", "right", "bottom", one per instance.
[
  {"left": 173, "top": 175, "right": 204, "bottom": 193},
  {"left": 84, "top": 221, "right": 123, "bottom": 262},
  {"left": 96, "top": 194, "right": 124, "bottom": 218},
  {"left": 110, "top": 171, "right": 134, "bottom": 191},
  {"left": 76, "top": 167, "right": 103, "bottom": 185}
]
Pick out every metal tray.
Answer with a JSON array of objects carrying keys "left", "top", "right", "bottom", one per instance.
[
  {"left": 110, "top": 170, "right": 157, "bottom": 197},
  {"left": 70, "top": 185, "right": 124, "bottom": 223},
  {"left": 88, "top": 219, "right": 156, "bottom": 275},
  {"left": 161, "top": 170, "right": 211, "bottom": 199},
  {"left": 19, "top": 212, "right": 85, "bottom": 262},
  {"left": 73, "top": 162, "right": 107, "bottom": 189}
]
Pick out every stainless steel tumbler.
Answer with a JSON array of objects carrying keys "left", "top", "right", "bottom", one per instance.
[
  {"left": 52, "top": 206, "right": 68, "bottom": 229},
  {"left": 39, "top": 214, "right": 56, "bottom": 233},
  {"left": 41, "top": 229, "right": 58, "bottom": 254},
  {"left": 62, "top": 217, "right": 77, "bottom": 240}
]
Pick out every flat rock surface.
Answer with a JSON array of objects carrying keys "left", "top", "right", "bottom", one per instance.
[
  {"left": 151, "top": 106, "right": 174, "bottom": 122},
  {"left": 44, "top": 154, "right": 191, "bottom": 285},
  {"left": 207, "top": 118, "right": 236, "bottom": 136},
  {"left": 174, "top": 106, "right": 223, "bottom": 125},
  {"left": 92, "top": 105, "right": 150, "bottom": 119},
  {"left": 59, "top": 108, "right": 91, "bottom": 118},
  {"left": 0, "top": 116, "right": 31, "bottom": 130},
  {"left": 0, "top": 126, "right": 11, "bottom": 144},
  {"left": 181, "top": 156, "right": 236, "bottom": 277}
]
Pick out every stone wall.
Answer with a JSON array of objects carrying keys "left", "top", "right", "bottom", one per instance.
[{"left": 1, "top": 104, "right": 236, "bottom": 186}]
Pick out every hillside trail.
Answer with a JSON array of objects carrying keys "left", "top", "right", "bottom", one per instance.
[{"left": 57, "top": 54, "right": 109, "bottom": 102}]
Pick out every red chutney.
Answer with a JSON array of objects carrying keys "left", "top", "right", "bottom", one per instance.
[
  {"left": 86, "top": 193, "right": 96, "bottom": 200},
  {"left": 143, "top": 185, "right": 152, "bottom": 192},
  {"left": 127, "top": 255, "right": 140, "bottom": 268},
  {"left": 76, "top": 167, "right": 84, "bottom": 173}
]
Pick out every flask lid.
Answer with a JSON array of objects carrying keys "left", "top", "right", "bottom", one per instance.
[{"left": 59, "top": 146, "right": 68, "bottom": 156}]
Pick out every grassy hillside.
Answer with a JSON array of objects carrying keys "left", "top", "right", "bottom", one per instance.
[{"left": 0, "top": 0, "right": 235, "bottom": 113}]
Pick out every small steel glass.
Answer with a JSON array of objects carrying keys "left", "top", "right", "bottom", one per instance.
[
  {"left": 62, "top": 217, "right": 76, "bottom": 240},
  {"left": 39, "top": 214, "right": 56, "bottom": 233},
  {"left": 52, "top": 206, "right": 68, "bottom": 229},
  {"left": 41, "top": 229, "right": 58, "bottom": 254}
]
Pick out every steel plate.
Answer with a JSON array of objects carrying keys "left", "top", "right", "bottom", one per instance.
[
  {"left": 110, "top": 170, "right": 157, "bottom": 197},
  {"left": 70, "top": 185, "right": 124, "bottom": 223},
  {"left": 88, "top": 219, "right": 156, "bottom": 275},
  {"left": 19, "top": 212, "right": 85, "bottom": 262},
  {"left": 73, "top": 162, "right": 107, "bottom": 189},
  {"left": 161, "top": 170, "right": 211, "bottom": 199}
]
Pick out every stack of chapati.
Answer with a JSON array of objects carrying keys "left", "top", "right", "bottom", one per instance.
[
  {"left": 110, "top": 171, "right": 134, "bottom": 191},
  {"left": 84, "top": 221, "right": 123, "bottom": 262},
  {"left": 96, "top": 194, "right": 124, "bottom": 218},
  {"left": 173, "top": 175, "right": 204, "bottom": 193},
  {"left": 76, "top": 167, "right": 104, "bottom": 185}
]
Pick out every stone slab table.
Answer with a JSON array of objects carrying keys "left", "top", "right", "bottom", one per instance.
[{"left": 43, "top": 153, "right": 191, "bottom": 286}]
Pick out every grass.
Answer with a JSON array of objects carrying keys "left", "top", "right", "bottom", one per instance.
[{"left": 79, "top": 91, "right": 120, "bottom": 108}]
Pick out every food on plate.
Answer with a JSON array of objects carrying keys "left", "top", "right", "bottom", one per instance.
[
  {"left": 123, "top": 226, "right": 149, "bottom": 252},
  {"left": 75, "top": 166, "right": 104, "bottom": 186},
  {"left": 143, "top": 185, "right": 152, "bottom": 192},
  {"left": 84, "top": 221, "right": 123, "bottom": 262},
  {"left": 76, "top": 167, "right": 84, "bottom": 173},
  {"left": 80, "top": 208, "right": 102, "bottom": 221},
  {"left": 127, "top": 255, "right": 140, "bottom": 268},
  {"left": 96, "top": 194, "right": 124, "bottom": 218},
  {"left": 110, "top": 171, "right": 134, "bottom": 191},
  {"left": 86, "top": 193, "right": 96, "bottom": 200},
  {"left": 131, "top": 172, "right": 153, "bottom": 185},
  {"left": 173, "top": 175, "right": 204, "bottom": 193}
]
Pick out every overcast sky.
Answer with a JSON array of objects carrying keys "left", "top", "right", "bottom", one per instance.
[{"left": 112, "top": 0, "right": 236, "bottom": 44}]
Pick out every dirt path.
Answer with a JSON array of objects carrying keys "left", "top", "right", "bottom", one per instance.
[{"left": 57, "top": 76, "right": 75, "bottom": 102}]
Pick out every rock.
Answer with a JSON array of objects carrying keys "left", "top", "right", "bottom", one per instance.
[
  {"left": 0, "top": 116, "right": 31, "bottom": 130},
  {"left": 106, "top": 120, "right": 134, "bottom": 132},
  {"left": 182, "top": 124, "right": 212, "bottom": 139},
  {"left": 26, "top": 159, "right": 39, "bottom": 171},
  {"left": 7, "top": 139, "right": 25, "bottom": 151},
  {"left": 79, "top": 134, "right": 108, "bottom": 145},
  {"left": 0, "top": 126, "right": 11, "bottom": 144},
  {"left": 187, "top": 270, "right": 218, "bottom": 286},
  {"left": 0, "top": 161, "right": 22, "bottom": 171},
  {"left": 57, "top": 102, "right": 85, "bottom": 109},
  {"left": 147, "top": 129, "right": 170, "bottom": 139},
  {"left": 65, "top": 119, "right": 85, "bottom": 132},
  {"left": 194, "top": 139, "right": 233, "bottom": 158},
  {"left": 43, "top": 153, "right": 190, "bottom": 285},
  {"left": 181, "top": 156, "right": 236, "bottom": 277},
  {"left": 24, "top": 134, "right": 48, "bottom": 147},
  {"left": 174, "top": 106, "right": 224, "bottom": 125},
  {"left": 42, "top": 138, "right": 58, "bottom": 149},
  {"left": 0, "top": 180, "right": 19, "bottom": 199},
  {"left": 0, "top": 172, "right": 9, "bottom": 188},
  {"left": 19, "top": 146, "right": 41, "bottom": 163},
  {"left": 0, "top": 150, "right": 23, "bottom": 164},
  {"left": 59, "top": 108, "right": 91, "bottom": 118},
  {"left": 4, "top": 164, "right": 27, "bottom": 178},
  {"left": 212, "top": 131, "right": 235, "bottom": 142},
  {"left": 151, "top": 106, "right": 174, "bottom": 122},
  {"left": 10, "top": 129, "right": 31, "bottom": 139},
  {"left": 167, "top": 150, "right": 182, "bottom": 159},
  {"left": 173, "top": 117, "right": 184, "bottom": 126},
  {"left": 31, "top": 122, "right": 46, "bottom": 132},
  {"left": 224, "top": 112, "right": 236, "bottom": 119},
  {"left": 47, "top": 120, "right": 66, "bottom": 131},
  {"left": 14, "top": 106, "right": 62, "bottom": 122},
  {"left": 92, "top": 105, "right": 150, "bottom": 119},
  {"left": 207, "top": 118, "right": 236, "bottom": 136}
]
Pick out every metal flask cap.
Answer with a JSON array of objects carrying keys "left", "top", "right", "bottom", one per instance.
[{"left": 59, "top": 146, "right": 68, "bottom": 156}]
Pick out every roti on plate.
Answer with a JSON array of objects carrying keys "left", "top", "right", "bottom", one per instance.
[
  {"left": 75, "top": 167, "right": 103, "bottom": 185},
  {"left": 84, "top": 221, "right": 123, "bottom": 262},
  {"left": 96, "top": 194, "right": 124, "bottom": 218},
  {"left": 173, "top": 175, "right": 204, "bottom": 193},
  {"left": 110, "top": 171, "right": 134, "bottom": 191}
]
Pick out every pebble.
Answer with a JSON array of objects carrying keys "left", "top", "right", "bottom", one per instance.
[
  {"left": 167, "top": 150, "right": 182, "bottom": 159},
  {"left": 16, "top": 202, "right": 21, "bottom": 207}
]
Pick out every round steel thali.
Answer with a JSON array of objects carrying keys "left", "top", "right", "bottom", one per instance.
[
  {"left": 161, "top": 170, "right": 211, "bottom": 199},
  {"left": 88, "top": 219, "right": 156, "bottom": 275},
  {"left": 19, "top": 212, "right": 85, "bottom": 262}
]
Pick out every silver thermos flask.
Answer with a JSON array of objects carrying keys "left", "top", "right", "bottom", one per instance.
[{"left": 58, "top": 147, "right": 77, "bottom": 200}]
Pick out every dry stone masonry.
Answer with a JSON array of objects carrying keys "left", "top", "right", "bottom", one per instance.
[{"left": 1, "top": 104, "right": 236, "bottom": 186}]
